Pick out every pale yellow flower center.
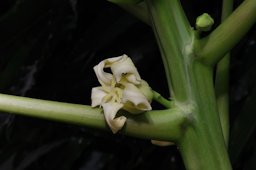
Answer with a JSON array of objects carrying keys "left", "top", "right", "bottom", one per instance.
[{"left": 102, "top": 80, "right": 123, "bottom": 104}]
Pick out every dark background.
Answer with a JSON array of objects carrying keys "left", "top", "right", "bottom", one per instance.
[{"left": 0, "top": 0, "right": 255, "bottom": 169}]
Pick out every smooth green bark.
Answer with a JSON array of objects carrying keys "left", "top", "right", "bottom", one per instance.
[
  {"left": 146, "top": 0, "right": 232, "bottom": 169},
  {"left": 0, "top": 93, "right": 187, "bottom": 141},
  {"left": 146, "top": 0, "right": 193, "bottom": 102},
  {"left": 1, "top": 0, "right": 256, "bottom": 169},
  {"left": 215, "top": 0, "right": 233, "bottom": 145},
  {"left": 178, "top": 63, "right": 231, "bottom": 170}
]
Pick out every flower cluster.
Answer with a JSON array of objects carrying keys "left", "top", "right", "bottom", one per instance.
[{"left": 91, "top": 54, "right": 152, "bottom": 133}]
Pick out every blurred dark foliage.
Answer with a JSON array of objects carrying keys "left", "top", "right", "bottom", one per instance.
[{"left": 0, "top": 0, "right": 255, "bottom": 169}]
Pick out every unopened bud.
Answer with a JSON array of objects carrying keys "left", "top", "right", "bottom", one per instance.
[{"left": 196, "top": 13, "right": 214, "bottom": 32}]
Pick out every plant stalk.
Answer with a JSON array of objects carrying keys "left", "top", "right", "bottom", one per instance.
[
  {"left": 153, "top": 90, "right": 172, "bottom": 108},
  {"left": 146, "top": 0, "right": 193, "bottom": 102},
  {"left": 215, "top": 0, "right": 233, "bottom": 145},
  {"left": 0, "top": 93, "right": 186, "bottom": 141},
  {"left": 146, "top": 0, "right": 232, "bottom": 169}
]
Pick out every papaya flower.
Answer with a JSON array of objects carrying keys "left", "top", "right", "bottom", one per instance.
[{"left": 91, "top": 54, "right": 152, "bottom": 133}]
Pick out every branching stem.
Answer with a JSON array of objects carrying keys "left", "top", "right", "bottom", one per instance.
[{"left": 196, "top": 0, "right": 256, "bottom": 66}]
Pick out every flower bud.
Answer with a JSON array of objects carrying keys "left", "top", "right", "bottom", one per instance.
[{"left": 196, "top": 13, "right": 214, "bottom": 32}]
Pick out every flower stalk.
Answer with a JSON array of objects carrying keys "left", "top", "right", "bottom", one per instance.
[{"left": 152, "top": 90, "right": 172, "bottom": 109}]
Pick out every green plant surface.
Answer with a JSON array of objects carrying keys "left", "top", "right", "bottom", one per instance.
[
  {"left": 0, "top": 93, "right": 187, "bottom": 141},
  {"left": 215, "top": 0, "right": 233, "bottom": 146},
  {"left": 196, "top": 0, "right": 256, "bottom": 66},
  {"left": 0, "top": 0, "right": 256, "bottom": 170}
]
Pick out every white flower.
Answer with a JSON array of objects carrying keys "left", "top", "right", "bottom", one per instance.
[{"left": 91, "top": 54, "right": 152, "bottom": 133}]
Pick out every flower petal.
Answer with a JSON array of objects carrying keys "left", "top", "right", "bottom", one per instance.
[
  {"left": 102, "top": 102, "right": 126, "bottom": 134},
  {"left": 91, "top": 87, "right": 107, "bottom": 107},
  {"left": 122, "top": 83, "right": 152, "bottom": 113},
  {"left": 104, "top": 56, "right": 123, "bottom": 67},
  {"left": 93, "top": 61, "right": 113, "bottom": 86},
  {"left": 111, "top": 54, "right": 141, "bottom": 84}
]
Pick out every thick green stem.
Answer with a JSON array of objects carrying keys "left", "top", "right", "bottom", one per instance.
[
  {"left": 0, "top": 93, "right": 105, "bottom": 128},
  {"left": 215, "top": 0, "right": 233, "bottom": 146},
  {"left": 146, "top": 0, "right": 193, "bottom": 101},
  {"left": 179, "top": 63, "right": 231, "bottom": 170},
  {"left": 146, "top": 0, "right": 231, "bottom": 169},
  {"left": 196, "top": 0, "right": 256, "bottom": 66},
  {"left": 122, "top": 107, "right": 187, "bottom": 141},
  {"left": 0, "top": 93, "right": 187, "bottom": 141}
]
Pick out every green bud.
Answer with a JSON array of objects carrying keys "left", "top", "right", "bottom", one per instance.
[
  {"left": 108, "top": 0, "right": 143, "bottom": 4},
  {"left": 196, "top": 13, "right": 214, "bottom": 32}
]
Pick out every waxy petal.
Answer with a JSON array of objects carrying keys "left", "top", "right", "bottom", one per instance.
[
  {"left": 103, "top": 56, "right": 123, "bottom": 67},
  {"left": 93, "top": 56, "right": 124, "bottom": 86},
  {"left": 93, "top": 62, "right": 113, "bottom": 86},
  {"left": 91, "top": 87, "right": 107, "bottom": 107},
  {"left": 92, "top": 54, "right": 152, "bottom": 133},
  {"left": 111, "top": 55, "right": 141, "bottom": 84},
  {"left": 122, "top": 83, "right": 152, "bottom": 113},
  {"left": 102, "top": 102, "right": 126, "bottom": 134}
]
